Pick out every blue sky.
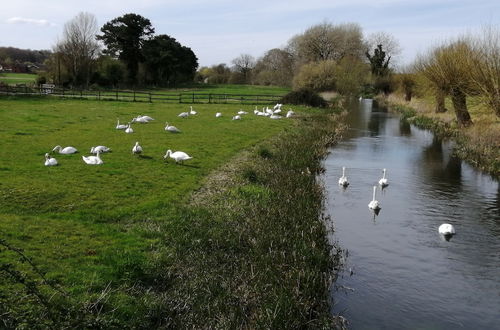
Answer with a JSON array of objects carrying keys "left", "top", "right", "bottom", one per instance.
[{"left": 1, "top": 0, "right": 498, "bottom": 67}]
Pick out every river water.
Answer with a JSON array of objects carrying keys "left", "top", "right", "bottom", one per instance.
[{"left": 324, "top": 99, "right": 500, "bottom": 329}]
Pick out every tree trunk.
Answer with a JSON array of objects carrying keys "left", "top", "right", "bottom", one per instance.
[
  {"left": 404, "top": 90, "right": 412, "bottom": 102},
  {"left": 450, "top": 88, "right": 473, "bottom": 127},
  {"left": 435, "top": 89, "right": 447, "bottom": 113}
]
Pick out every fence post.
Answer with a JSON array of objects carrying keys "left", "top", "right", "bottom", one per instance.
[
  {"left": 98, "top": 90, "right": 100, "bottom": 100},
  {"left": 116, "top": 91, "right": 118, "bottom": 101},
  {"left": 192, "top": 92, "right": 194, "bottom": 103},
  {"left": 80, "top": 90, "right": 83, "bottom": 98},
  {"left": 62, "top": 88, "right": 65, "bottom": 97},
  {"left": 209, "top": 93, "right": 211, "bottom": 104},
  {"left": 149, "top": 92, "right": 152, "bottom": 103},
  {"left": 133, "top": 90, "right": 136, "bottom": 102}
]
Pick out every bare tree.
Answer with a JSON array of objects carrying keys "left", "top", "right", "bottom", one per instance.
[
  {"left": 254, "top": 48, "right": 294, "bottom": 86},
  {"left": 231, "top": 54, "right": 255, "bottom": 84},
  {"left": 366, "top": 32, "right": 401, "bottom": 66},
  {"left": 54, "top": 12, "right": 100, "bottom": 87},
  {"left": 288, "top": 22, "right": 364, "bottom": 64},
  {"left": 467, "top": 26, "right": 500, "bottom": 117}
]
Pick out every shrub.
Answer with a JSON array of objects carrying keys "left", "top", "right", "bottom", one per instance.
[
  {"left": 292, "top": 60, "right": 336, "bottom": 91},
  {"left": 279, "top": 88, "right": 328, "bottom": 108}
]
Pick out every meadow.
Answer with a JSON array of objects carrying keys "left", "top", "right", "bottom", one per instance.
[
  {"left": 0, "top": 92, "right": 347, "bottom": 327},
  {"left": 0, "top": 73, "right": 37, "bottom": 85}
]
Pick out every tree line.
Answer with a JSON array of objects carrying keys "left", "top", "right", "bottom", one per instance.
[
  {"left": 0, "top": 47, "right": 50, "bottom": 73},
  {"left": 40, "top": 12, "right": 198, "bottom": 88}
]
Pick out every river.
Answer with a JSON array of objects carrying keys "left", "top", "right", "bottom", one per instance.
[{"left": 324, "top": 99, "right": 500, "bottom": 329}]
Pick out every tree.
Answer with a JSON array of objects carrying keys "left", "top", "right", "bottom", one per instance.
[
  {"left": 366, "top": 32, "right": 401, "bottom": 66},
  {"left": 366, "top": 44, "right": 391, "bottom": 77},
  {"left": 97, "top": 13, "right": 155, "bottom": 84},
  {"left": 254, "top": 48, "right": 294, "bottom": 86},
  {"left": 142, "top": 34, "right": 198, "bottom": 86},
  {"left": 54, "top": 12, "right": 100, "bottom": 87},
  {"left": 288, "top": 22, "right": 364, "bottom": 64},
  {"left": 231, "top": 54, "right": 255, "bottom": 84}
]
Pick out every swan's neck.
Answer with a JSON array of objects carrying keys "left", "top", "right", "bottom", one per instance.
[
  {"left": 382, "top": 170, "right": 386, "bottom": 179},
  {"left": 372, "top": 186, "right": 377, "bottom": 201},
  {"left": 342, "top": 167, "right": 345, "bottom": 177}
]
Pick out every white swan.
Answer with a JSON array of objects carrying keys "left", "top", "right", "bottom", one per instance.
[
  {"left": 273, "top": 103, "right": 282, "bottom": 110},
  {"left": 270, "top": 114, "right": 282, "bottom": 119},
  {"left": 438, "top": 223, "right": 456, "bottom": 236},
  {"left": 368, "top": 186, "right": 380, "bottom": 210},
  {"left": 139, "top": 115, "right": 154, "bottom": 121},
  {"left": 125, "top": 123, "right": 133, "bottom": 134},
  {"left": 116, "top": 119, "right": 128, "bottom": 130},
  {"left": 286, "top": 110, "right": 295, "bottom": 118},
  {"left": 132, "top": 116, "right": 149, "bottom": 123},
  {"left": 44, "top": 153, "right": 58, "bottom": 166},
  {"left": 379, "top": 168, "right": 389, "bottom": 187},
  {"left": 178, "top": 112, "right": 189, "bottom": 118},
  {"left": 189, "top": 106, "right": 197, "bottom": 115},
  {"left": 237, "top": 110, "right": 248, "bottom": 115},
  {"left": 132, "top": 141, "right": 143, "bottom": 154},
  {"left": 163, "top": 149, "right": 192, "bottom": 164},
  {"left": 82, "top": 151, "right": 103, "bottom": 165},
  {"left": 165, "top": 122, "right": 181, "bottom": 133},
  {"left": 338, "top": 166, "right": 349, "bottom": 187},
  {"left": 215, "top": 112, "right": 222, "bottom": 118},
  {"left": 52, "top": 145, "right": 78, "bottom": 154},
  {"left": 90, "top": 146, "right": 111, "bottom": 154},
  {"left": 232, "top": 115, "right": 241, "bottom": 120}
]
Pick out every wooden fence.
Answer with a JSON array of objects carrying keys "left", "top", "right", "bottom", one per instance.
[{"left": 0, "top": 85, "right": 283, "bottom": 105}]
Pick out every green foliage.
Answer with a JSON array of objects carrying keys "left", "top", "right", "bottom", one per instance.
[
  {"left": 97, "top": 13, "right": 155, "bottom": 83},
  {"left": 293, "top": 60, "right": 336, "bottom": 91},
  {"left": 366, "top": 44, "right": 391, "bottom": 77},
  {"left": 280, "top": 88, "right": 328, "bottom": 108}
]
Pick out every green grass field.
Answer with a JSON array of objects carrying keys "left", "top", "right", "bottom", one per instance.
[
  {"left": 0, "top": 72, "right": 37, "bottom": 85},
  {"left": 0, "top": 96, "right": 293, "bottom": 293}
]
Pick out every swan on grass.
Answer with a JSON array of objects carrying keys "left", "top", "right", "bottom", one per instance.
[
  {"left": 82, "top": 151, "right": 103, "bottom": 165},
  {"left": 44, "top": 153, "right": 58, "bottom": 166},
  {"left": 165, "top": 122, "right": 181, "bottom": 133},
  {"left": 189, "top": 106, "right": 197, "bottom": 115},
  {"left": 178, "top": 112, "right": 189, "bottom": 118},
  {"left": 232, "top": 115, "right": 241, "bottom": 120},
  {"left": 368, "top": 186, "right": 380, "bottom": 210},
  {"left": 163, "top": 149, "right": 192, "bottom": 164},
  {"left": 286, "top": 110, "right": 295, "bottom": 118},
  {"left": 132, "top": 141, "right": 143, "bottom": 155},
  {"left": 125, "top": 123, "right": 133, "bottom": 134},
  {"left": 237, "top": 110, "right": 248, "bottom": 115},
  {"left": 438, "top": 224, "right": 456, "bottom": 236},
  {"left": 215, "top": 112, "right": 222, "bottom": 118},
  {"left": 379, "top": 168, "right": 389, "bottom": 187},
  {"left": 116, "top": 119, "right": 128, "bottom": 130},
  {"left": 338, "top": 166, "right": 349, "bottom": 187},
  {"left": 90, "top": 146, "right": 111, "bottom": 154},
  {"left": 52, "top": 145, "right": 78, "bottom": 154}
]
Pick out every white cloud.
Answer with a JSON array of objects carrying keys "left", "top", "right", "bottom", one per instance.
[{"left": 6, "top": 17, "right": 56, "bottom": 27}]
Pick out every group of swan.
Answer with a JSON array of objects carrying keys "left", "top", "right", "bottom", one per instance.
[
  {"left": 339, "top": 166, "right": 456, "bottom": 237},
  {"left": 117, "top": 114, "right": 154, "bottom": 133},
  {"left": 47, "top": 144, "right": 111, "bottom": 166}
]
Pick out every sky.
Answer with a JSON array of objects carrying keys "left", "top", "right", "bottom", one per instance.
[{"left": 1, "top": 0, "right": 498, "bottom": 68}]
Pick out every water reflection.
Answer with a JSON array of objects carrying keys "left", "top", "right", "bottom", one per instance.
[{"left": 325, "top": 99, "right": 500, "bottom": 329}]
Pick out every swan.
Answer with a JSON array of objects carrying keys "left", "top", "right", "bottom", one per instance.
[
  {"left": 52, "top": 145, "right": 78, "bottom": 154},
  {"left": 273, "top": 108, "right": 282, "bottom": 114},
  {"left": 232, "top": 115, "right": 241, "bottom": 120},
  {"left": 139, "top": 115, "right": 154, "bottom": 121},
  {"left": 82, "top": 150, "right": 103, "bottom": 165},
  {"left": 215, "top": 112, "right": 222, "bottom": 118},
  {"left": 438, "top": 223, "right": 456, "bottom": 236},
  {"left": 273, "top": 103, "right": 282, "bottom": 110},
  {"left": 189, "top": 106, "right": 197, "bottom": 115},
  {"left": 265, "top": 107, "right": 274, "bottom": 115},
  {"left": 359, "top": 96, "right": 362, "bottom": 101},
  {"left": 125, "top": 123, "right": 133, "bottom": 133},
  {"left": 132, "top": 116, "right": 149, "bottom": 123},
  {"left": 132, "top": 141, "right": 143, "bottom": 154},
  {"left": 338, "top": 166, "right": 349, "bottom": 187},
  {"left": 270, "top": 114, "right": 282, "bottom": 119},
  {"left": 90, "top": 146, "right": 111, "bottom": 154},
  {"left": 379, "top": 168, "right": 389, "bottom": 187},
  {"left": 368, "top": 186, "right": 380, "bottom": 210},
  {"left": 165, "top": 122, "right": 181, "bottom": 133},
  {"left": 286, "top": 110, "right": 295, "bottom": 118},
  {"left": 44, "top": 153, "right": 58, "bottom": 166},
  {"left": 163, "top": 149, "right": 192, "bottom": 164},
  {"left": 237, "top": 110, "right": 248, "bottom": 115},
  {"left": 178, "top": 112, "right": 189, "bottom": 118},
  {"left": 116, "top": 119, "right": 128, "bottom": 130}
]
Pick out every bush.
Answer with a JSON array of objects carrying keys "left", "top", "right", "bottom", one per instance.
[
  {"left": 279, "top": 88, "right": 328, "bottom": 108},
  {"left": 292, "top": 60, "right": 336, "bottom": 91}
]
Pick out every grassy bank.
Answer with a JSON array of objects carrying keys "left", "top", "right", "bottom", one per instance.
[
  {"left": 0, "top": 95, "right": 345, "bottom": 327},
  {"left": 0, "top": 73, "right": 37, "bottom": 85},
  {"left": 379, "top": 94, "right": 499, "bottom": 177}
]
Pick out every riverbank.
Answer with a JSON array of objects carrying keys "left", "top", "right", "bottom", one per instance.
[
  {"left": 1, "top": 97, "right": 347, "bottom": 328},
  {"left": 377, "top": 94, "right": 499, "bottom": 177}
]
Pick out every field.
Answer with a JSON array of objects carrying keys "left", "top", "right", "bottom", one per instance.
[
  {"left": 0, "top": 72, "right": 37, "bottom": 85},
  {"left": 0, "top": 96, "right": 294, "bottom": 313}
]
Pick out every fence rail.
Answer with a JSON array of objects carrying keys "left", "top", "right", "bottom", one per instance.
[{"left": 0, "top": 85, "right": 283, "bottom": 105}]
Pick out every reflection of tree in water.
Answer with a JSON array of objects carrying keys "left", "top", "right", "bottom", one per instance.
[
  {"left": 399, "top": 119, "right": 412, "bottom": 136},
  {"left": 421, "top": 135, "right": 462, "bottom": 188},
  {"left": 367, "top": 113, "right": 386, "bottom": 136}
]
